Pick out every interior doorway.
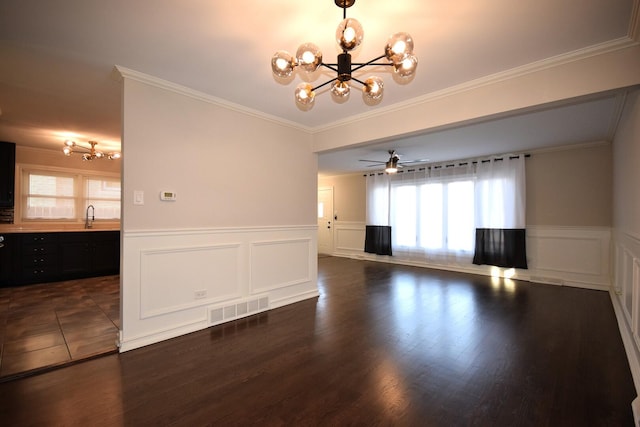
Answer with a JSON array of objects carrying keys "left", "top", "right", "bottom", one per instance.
[{"left": 318, "top": 187, "right": 334, "bottom": 255}]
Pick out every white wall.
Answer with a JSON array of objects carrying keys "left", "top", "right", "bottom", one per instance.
[
  {"left": 117, "top": 70, "right": 318, "bottom": 351},
  {"left": 611, "top": 87, "right": 640, "bottom": 395}
]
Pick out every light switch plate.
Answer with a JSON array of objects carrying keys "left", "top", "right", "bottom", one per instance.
[{"left": 134, "top": 190, "right": 144, "bottom": 205}]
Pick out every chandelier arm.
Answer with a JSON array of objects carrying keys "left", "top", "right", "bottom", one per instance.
[
  {"left": 311, "top": 77, "right": 339, "bottom": 92},
  {"left": 70, "top": 147, "right": 92, "bottom": 153},
  {"left": 320, "top": 63, "right": 339, "bottom": 73},
  {"left": 352, "top": 63, "right": 393, "bottom": 67},
  {"left": 350, "top": 76, "right": 366, "bottom": 86},
  {"left": 350, "top": 54, "right": 388, "bottom": 72}
]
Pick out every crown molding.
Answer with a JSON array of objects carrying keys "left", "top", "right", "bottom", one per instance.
[
  {"left": 112, "top": 66, "right": 314, "bottom": 134},
  {"left": 112, "top": 32, "right": 639, "bottom": 138},
  {"left": 312, "top": 36, "right": 640, "bottom": 134}
]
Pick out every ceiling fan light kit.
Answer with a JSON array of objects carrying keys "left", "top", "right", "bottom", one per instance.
[
  {"left": 271, "top": 0, "right": 417, "bottom": 108},
  {"left": 63, "top": 140, "right": 121, "bottom": 161},
  {"left": 385, "top": 157, "right": 399, "bottom": 174}
]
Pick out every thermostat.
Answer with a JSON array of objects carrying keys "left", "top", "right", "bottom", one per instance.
[{"left": 160, "top": 191, "right": 177, "bottom": 201}]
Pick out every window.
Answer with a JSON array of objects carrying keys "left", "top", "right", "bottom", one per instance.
[
  {"left": 24, "top": 172, "right": 76, "bottom": 219},
  {"left": 85, "top": 177, "right": 121, "bottom": 219},
  {"left": 366, "top": 156, "right": 526, "bottom": 266},
  {"left": 22, "top": 168, "right": 121, "bottom": 221},
  {"left": 390, "top": 177, "right": 474, "bottom": 257}
]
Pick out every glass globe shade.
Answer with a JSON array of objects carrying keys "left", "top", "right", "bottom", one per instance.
[
  {"left": 271, "top": 50, "right": 296, "bottom": 78},
  {"left": 296, "top": 43, "right": 322, "bottom": 72},
  {"left": 331, "top": 81, "right": 351, "bottom": 98},
  {"left": 385, "top": 32, "right": 414, "bottom": 63},
  {"left": 336, "top": 18, "right": 364, "bottom": 51},
  {"left": 295, "top": 82, "right": 315, "bottom": 106},
  {"left": 393, "top": 54, "right": 418, "bottom": 77},
  {"left": 362, "top": 76, "right": 384, "bottom": 100}
]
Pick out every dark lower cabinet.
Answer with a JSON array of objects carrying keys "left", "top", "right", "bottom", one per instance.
[
  {"left": 0, "top": 231, "right": 120, "bottom": 287},
  {"left": 0, "top": 233, "right": 18, "bottom": 285},
  {"left": 91, "top": 232, "right": 120, "bottom": 275},
  {"left": 21, "top": 233, "right": 60, "bottom": 283},
  {"left": 59, "top": 231, "right": 120, "bottom": 277},
  {"left": 59, "top": 233, "right": 92, "bottom": 276}
]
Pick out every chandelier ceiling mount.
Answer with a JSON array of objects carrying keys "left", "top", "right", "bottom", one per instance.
[{"left": 271, "top": 0, "right": 417, "bottom": 108}]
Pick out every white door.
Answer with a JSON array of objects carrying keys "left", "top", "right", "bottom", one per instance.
[{"left": 317, "top": 187, "right": 334, "bottom": 255}]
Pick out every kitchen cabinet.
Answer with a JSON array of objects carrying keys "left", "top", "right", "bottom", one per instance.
[
  {"left": 0, "top": 141, "right": 16, "bottom": 208},
  {"left": 20, "top": 233, "right": 60, "bottom": 283},
  {"left": 59, "top": 231, "right": 119, "bottom": 277},
  {"left": 0, "top": 233, "right": 18, "bottom": 285},
  {"left": 91, "top": 232, "right": 120, "bottom": 275},
  {"left": 0, "top": 230, "right": 120, "bottom": 287}
]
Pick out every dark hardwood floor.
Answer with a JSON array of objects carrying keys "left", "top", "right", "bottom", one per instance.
[
  {"left": 0, "top": 257, "right": 635, "bottom": 425},
  {"left": 0, "top": 275, "right": 119, "bottom": 379}
]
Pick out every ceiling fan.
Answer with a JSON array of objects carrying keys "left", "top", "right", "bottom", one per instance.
[{"left": 359, "top": 150, "right": 423, "bottom": 173}]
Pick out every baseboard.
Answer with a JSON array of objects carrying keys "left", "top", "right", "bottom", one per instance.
[
  {"left": 119, "top": 318, "right": 208, "bottom": 352},
  {"left": 270, "top": 289, "right": 320, "bottom": 310},
  {"left": 119, "top": 290, "right": 320, "bottom": 353}
]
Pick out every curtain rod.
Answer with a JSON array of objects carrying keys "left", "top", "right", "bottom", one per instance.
[{"left": 364, "top": 154, "right": 530, "bottom": 176}]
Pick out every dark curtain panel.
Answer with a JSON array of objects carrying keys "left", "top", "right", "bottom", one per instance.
[
  {"left": 473, "top": 228, "right": 527, "bottom": 269},
  {"left": 364, "top": 225, "right": 392, "bottom": 256}
]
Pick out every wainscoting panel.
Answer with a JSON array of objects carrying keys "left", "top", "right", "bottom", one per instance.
[
  {"left": 140, "top": 243, "right": 241, "bottom": 319},
  {"left": 611, "top": 230, "right": 640, "bottom": 395},
  {"left": 330, "top": 223, "right": 610, "bottom": 290},
  {"left": 119, "top": 226, "right": 318, "bottom": 352},
  {"left": 250, "top": 238, "right": 312, "bottom": 293},
  {"left": 333, "top": 222, "right": 365, "bottom": 257},
  {"left": 526, "top": 226, "right": 611, "bottom": 290}
]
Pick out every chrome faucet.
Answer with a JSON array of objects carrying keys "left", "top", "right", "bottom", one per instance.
[{"left": 85, "top": 205, "right": 95, "bottom": 229}]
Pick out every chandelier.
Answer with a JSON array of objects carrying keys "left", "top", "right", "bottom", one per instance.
[
  {"left": 271, "top": 0, "right": 417, "bottom": 108},
  {"left": 62, "top": 140, "right": 121, "bottom": 161}
]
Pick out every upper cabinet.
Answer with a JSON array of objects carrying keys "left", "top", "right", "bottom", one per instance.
[{"left": 0, "top": 142, "right": 16, "bottom": 208}]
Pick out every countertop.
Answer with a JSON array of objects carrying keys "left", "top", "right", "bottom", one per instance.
[{"left": 0, "top": 224, "right": 120, "bottom": 234}]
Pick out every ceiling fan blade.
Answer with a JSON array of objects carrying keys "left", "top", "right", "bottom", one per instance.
[{"left": 359, "top": 159, "right": 386, "bottom": 163}]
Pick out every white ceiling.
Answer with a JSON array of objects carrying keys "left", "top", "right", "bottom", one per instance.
[{"left": 0, "top": 0, "right": 637, "bottom": 173}]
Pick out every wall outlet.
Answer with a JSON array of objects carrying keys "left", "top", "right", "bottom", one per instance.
[{"left": 194, "top": 289, "right": 207, "bottom": 299}]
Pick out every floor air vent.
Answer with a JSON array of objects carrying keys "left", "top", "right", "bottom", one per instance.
[{"left": 209, "top": 295, "right": 270, "bottom": 325}]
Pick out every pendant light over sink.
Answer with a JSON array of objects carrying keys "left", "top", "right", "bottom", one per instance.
[{"left": 271, "top": 0, "right": 417, "bottom": 108}]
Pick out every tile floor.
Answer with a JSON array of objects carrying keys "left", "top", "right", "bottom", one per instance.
[{"left": 0, "top": 275, "right": 119, "bottom": 380}]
